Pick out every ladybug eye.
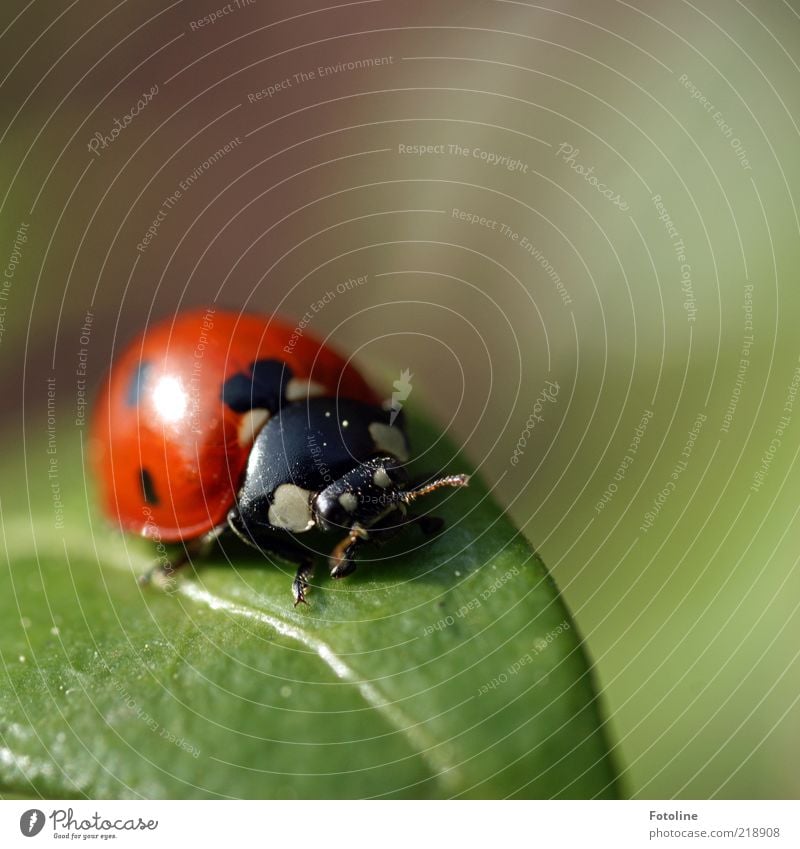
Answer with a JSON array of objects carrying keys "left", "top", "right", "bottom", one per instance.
[{"left": 313, "top": 490, "right": 353, "bottom": 531}]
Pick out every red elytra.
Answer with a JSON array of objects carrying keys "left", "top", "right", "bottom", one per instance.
[{"left": 91, "top": 309, "right": 379, "bottom": 543}]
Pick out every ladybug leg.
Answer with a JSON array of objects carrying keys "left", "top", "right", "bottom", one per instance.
[
  {"left": 138, "top": 551, "right": 189, "bottom": 590},
  {"left": 139, "top": 532, "right": 217, "bottom": 590},
  {"left": 253, "top": 546, "right": 315, "bottom": 606},
  {"left": 327, "top": 511, "right": 444, "bottom": 578},
  {"left": 329, "top": 525, "right": 368, "bottom": 579},
  {"left": 291, "top": 559, "right": 315, "bottom": 607},
  {"left": 228, "top": 509, "right": 320, "bottom": 605}
]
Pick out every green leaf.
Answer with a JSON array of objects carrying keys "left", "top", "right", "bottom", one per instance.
[{"left": 0, "top": 413, "right": 619, "bottom": 799}]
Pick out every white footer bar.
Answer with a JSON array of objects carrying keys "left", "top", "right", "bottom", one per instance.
[{"left": 1, "top": 800, "right": 797, "bottom": 848}]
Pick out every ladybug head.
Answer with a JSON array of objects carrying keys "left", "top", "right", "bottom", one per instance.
[
  {"left": 312, "top": 457, "right": 407, "bottom": 533},
  {"left": 312, "top": 456, "right": 469, "bottom": 534}
]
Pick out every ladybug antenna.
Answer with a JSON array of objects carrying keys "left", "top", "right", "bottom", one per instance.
[{"left": 400, "top": 473, "right": 470, "bottom": 504}]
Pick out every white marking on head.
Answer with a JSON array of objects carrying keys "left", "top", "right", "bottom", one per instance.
[
  {"left": 237, "top": 408, "right": 270, "bottom": 447},
  {"left": 285, "top": 378, "right": 326, "bottom": 401},
  {"left": 338, "top": 492, "right": 358, "bottom": 513},
  {"left": 268, "top": 484, "right": 314, "bottom": 532},
  {"left": 373, "top": 467, "right": 392, "bottom": 488},
  {"left": 369, "top": 422, "right": 409, "bottom": 462}
]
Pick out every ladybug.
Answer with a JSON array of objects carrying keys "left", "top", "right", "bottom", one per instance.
[{"left": 91, "top": 308, "right": 469, "bottom": 605}]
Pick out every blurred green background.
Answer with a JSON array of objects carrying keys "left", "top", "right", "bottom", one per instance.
[{"left": 1, "top": 0, "right": 799, "bottom": 798}]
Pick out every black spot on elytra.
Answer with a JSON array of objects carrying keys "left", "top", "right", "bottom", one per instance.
[
  {"left": 221, "top": 358, "right": 293, "bottom": 413},
  {"left": 126, "top": 361, "right": 152, "bottom": 407},
  {"left": 139, "top": 468, "right": 159, "bottom": 505}
]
